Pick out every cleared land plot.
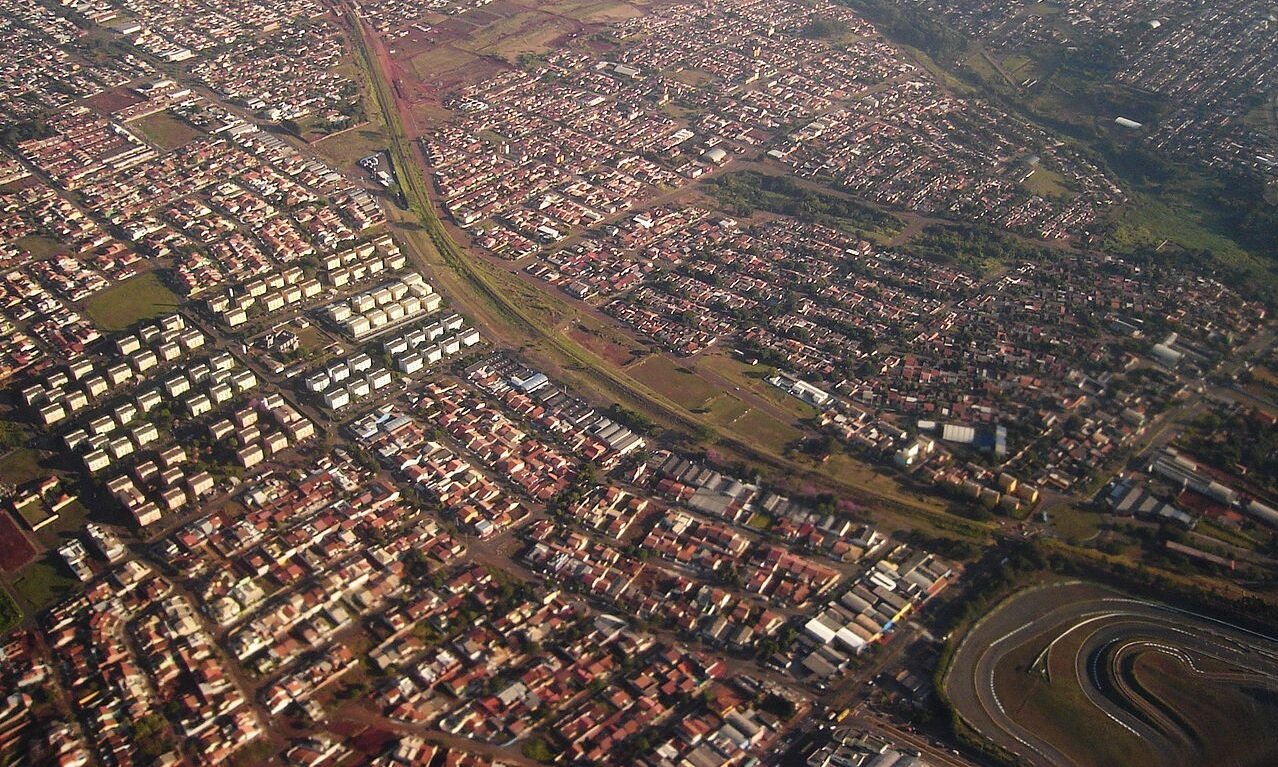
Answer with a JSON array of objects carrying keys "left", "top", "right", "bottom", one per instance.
[
  {"left": 0, "top": 448, "right": 45, "bottom": 487},
  {"left": 697, "top": 353, "right": 818, "bottom": 420},
  {"left": 30, "top": 499, "right": 91, "bottom": 548},
  {"left": 83, "top": 270, "right": 180, "bottom": 331},
  {"left": 313, "top": 125, "right": 385, "bottom": 174},
  {"left": 1020, "top": 167, "right": 1073, "bottom": 199},
  {"left": 13, "top": 234, "right": 63, "bottom": 260},
  {"left": 726, "top": 407, "right": 801, "bottom": 452},
  {"left": 533, "top": 0, "right": 643, "bottom": 22},
  {"left": 82, "top": 87, "right": 144, "bottom": 114},
  {"left": 568, "top": 320, "right": 642, "bottom": 367},
  {"left": 0, "top": 511, "right": 36, "bottom": 573},
  {"left": 8, "top": 552, "right": 78, "bottom": 615},
  {"left": 12, "top": 499, "right": 53, "bottom": 532},
  {"left": 455, "top": 11, "right": 576, "bottom": 61},
  {"left": 410, "top": 45, "right": 480, "bottom": 80},
  {"left": 1049, "top": 506, "right": 1100, "bottom": 543},
  {"left": 627, "top": 355, "right": 721, "bottom": 410},
  {"left": 132, "top": 111, "right": 202, "bottom": 150}
]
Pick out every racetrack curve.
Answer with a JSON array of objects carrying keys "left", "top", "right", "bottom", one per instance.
[{"left": 944, "top": 581, "right": 1278, "bottom": 767}]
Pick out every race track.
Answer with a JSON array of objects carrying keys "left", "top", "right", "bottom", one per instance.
[{"left": 944, "top": 581, "right": 1278, "bottom": 767}]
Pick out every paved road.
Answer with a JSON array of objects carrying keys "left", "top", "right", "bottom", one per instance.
[{"left": 944, "top": 581, "right": 1278, "bottom": 767}]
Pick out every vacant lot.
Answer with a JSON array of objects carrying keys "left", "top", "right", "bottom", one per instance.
[
  {"left": 1020, "top": 166, "right": 1073, "bottom": 199},
  {"left": 410, "top": 45, "right": 480, "bottom": 81},
  {"left": 83, "top": 271, "right": 180, "bottom": 330},
  {"left": 0, "top": 448, "right": 45, "bottom": 487},
  {"left": 0, "top": 511, "right": 36, "bottom": 573},
  {"left": 13, "top": 234, "right": 62, "bottom": 260},
  {"left": 627, "top": 355, "right": 720, "bottom": 410},
  {"left": 313, "top": 125, "right": 384, "bottom": 171},
  {"left": 568, "top": 320, "right": 642, "bottom": 367},
  {"left": 8, "top": 551, "right": 77, "bottom": 615},
  {"left": 725, "top": 407, "right": 801, "bottom": 453},
  {"left": 133, "top": 111, "right": 202, "bottom": 150}
]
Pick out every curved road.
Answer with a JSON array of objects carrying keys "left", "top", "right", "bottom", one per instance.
[{"left": 945, "top": 581, "right": 1278, "bottom": 767}]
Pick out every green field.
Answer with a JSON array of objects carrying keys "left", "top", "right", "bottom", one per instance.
[
  {"left": 83, "top": 271, "right": 180, "bottom": 331},
  {"left": 1050, "top": 506, "right": 1101, "bottom": 543},
  {"left": 0, "top": 448, "right": 45, "bottom": 486},
  {"left": 8, "top": 552, "right": 78, "bottom": 615},
  {"left": 1020, "top": 166, "right": 1072, "bottom": 198},
  {"left": 628, "top": 355, "right": 721, "bottom": 410},
  {"left": 729, "top": 408, "right": 802, "bottom": 453},
  {"left": 1109, "top": 197, "right": 1252, "bottom": 265},
  {"left": 132, "top": 111, "right": 202, "bottom": 150},
  {"left": 13, "top": 234, "right": 63, "bottom": 260},
  {"left": 312, "top": 126, "right": 384, "bottom": 171},
  {"left": 1195, "top": 520, "right": 1260, "bottom": 551}
]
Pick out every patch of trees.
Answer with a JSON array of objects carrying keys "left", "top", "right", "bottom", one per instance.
[
  {"left": 708, "top": 171, "right": 899, "bottom": 235},
  {"left": 0, "top": 118, "right": 54, "bottom": 146},
  {"left": 836, "top": 0, "right": 969, "bottom": 62},
  {"left": 1211, "top": 172, "right": 1278, "bottom": 260},
  {"left": 0, "top": 591, "right": 20, "bottom": 634},
  {"left": 904, "top": 223, "right": 1049, "bottom": 273},
  {"left": 605, "top": 403, "right": 655, "bottom": 434},
  {"left": 801, "top": 15, "right": 847, "bottom": 40},
  {"left": 1180, "top": 409, "right": 1278, "bottom": 494},
  {"left": 898, "top": 529, "right": 979, "bottom": 562}
]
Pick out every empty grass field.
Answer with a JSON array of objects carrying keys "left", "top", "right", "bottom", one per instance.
[
  {"left": 312, "top": 125, "right": 384, "bottom": 171},
  {"left": 627, "top": 355, "right": 721, "bottom": 410},
  {"left": 133, "top": 111, "right": 202, "bottom": 151},
  {"left": 83, "top": 271, "right": 180, "bottom": 331},
  {"left": 13, "top": 234, "right": 63, "bottom": 260},
  {"left": 0, "top": 448, "right": 46, "bottom": 487},
  {"left": 1020, "top": 167, "right": 1073, "bottom": 199},
  {"left": 410, "top": 45, "right": 480, "bottom": 80},
  {"left": 1050, "top": 506, "right": 1101, "bottom": 543},
  {"left": 728, "top": 407, "right": 802, "bottom": 453},
  {"left": 8, "top": 552, "right": 78, "bottom": 616}
]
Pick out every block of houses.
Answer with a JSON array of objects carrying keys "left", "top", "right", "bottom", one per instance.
[
  {"left": 136, "top": 388, "right": 163, "bottom": 413},
  {"left": 116, "top": 335, "right": 142, "bottom": 356},
  {"left": 131, "top": 422, "right": 160, "bottom": 448},
  {"left": 84, "top": 449, "right": 112, "bottom": 473},
  {"left": 108, "top": 436, "right": 135, "bottom": 460},
  {"left": 237, "top": 443, "right": 265, "bottom": 468},
  {"left": 264, "top": 431, "right": 289, "bottom": 456},
  {"left": 130, "top": 349, "right": 159, "bottom": 373},
  {"left": 186, "top": 393, "right": 213, "bottom": 417},
  {"left": 89, "top": 415, "right": 117, "bottom": 436},
  {"left": 63, "top": 389, "right": 89, "bottom": 413},
  {"left": 132, "top": 502, "right": 162, "bottom": 527},
  {"left": 160, "top": 485, "right": 187, "bottom": 511},
  {"left": 164, "top": 374, "right": 192, "bottom": 398},
  {"left": 209, "top": 418, "right": 235, "bottom": 441},
  {"left": 84, "top": 375, "right": 109, "bottom": 399},
  {"left": 187, "top": 471, "right": 215, "bottom": 498}
]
